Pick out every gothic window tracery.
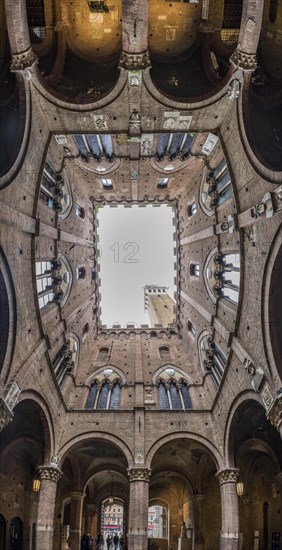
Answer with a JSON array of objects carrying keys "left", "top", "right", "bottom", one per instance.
[
  {"left": 74, "top": 134, "right": 114, "bottom": 163},
  {"left": 155, "top": 133, "right": 195, "bottom": 162},
  {"left": 36, "top": 256, "right": 72, "bottom": 309},
  {"left": 157, "top": 368, "right": 192, "bottom": 410},
  {"left": 205, "top": 252, "right": 240, "bottom": 304},
  {"left": 39, "top": 162, "right": 71, "bottom": 216},
  {"left": 200, "top": 158, "right": 233, "bottom": 215},
  {"left": 158, "top": 379, "right": 192, "bottom": 410},
  {"left": 200, "top": 333, "right": 227, "bottom": 387},
  {"left": 86, "top": 378, "right": 121, "bottom": 410},
  {"left": 52, "top": 335, "right": 79, "bottom": 386}
]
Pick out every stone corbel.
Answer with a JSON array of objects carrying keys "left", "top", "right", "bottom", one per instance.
[{"left": 119, "top": 51, "right": 151, "bottom": 70}]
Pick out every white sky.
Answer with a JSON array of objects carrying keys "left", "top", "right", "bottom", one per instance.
[{"left": 97, "top": 204, "right": 176, "bottom": 327}]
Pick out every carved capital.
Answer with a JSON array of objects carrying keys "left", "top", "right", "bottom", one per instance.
[
  {"left": 38, "top": 465, "right": 63, "bottom": 484},
  {"left": 10, "top": 47, "right": 38, "bottom": 71},
  {"left": 119, "top": 51, "right": 151, "bottom": 70},
  {"left": 266, "top": 395, "right": 282, "bottom": 430},
  {"left": 230, "top": 49, "right": 257, "bottom": 71},
  {"left": 216, "top": 468, "right": 240, "bottom": 485},
  {"left": 191, "top": 493, "right": 205, "bottom": 503},
  {"left": 0, "top": 397, "right": 14, "bottom": 431},
  {"left": 71, "top": 491, "right": 86, "bottom": 501},
  {"left": 128, "top": 467, "right": 151, "bottom": 482},
  {"left": 198, "top": 20, "right": 213, "bottom": 33}
]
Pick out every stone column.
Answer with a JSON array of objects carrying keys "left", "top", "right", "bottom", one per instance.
[
  {"left": 127, "top": 468, "right": 151, "bottom": 550},
  {"left": 230, "top": 0, "right": 264, "bottom": 71},
  {"left": 192, "top": 494, "right": 205, "bottom": 550},
  {"left": 120, "top": 0, "right": 150, "bottom": 70},
  {"left": 267, "top": 395, "right": 282, "bottom": 438},
  {"left": 69, "top": 491, "right": 85, "bottom": 549},
  {"left": 36, "top": 465, "right": 63, "bottom": 550},
  {"left": 216, "top": 469, "right": 240, "bottom": 550}
]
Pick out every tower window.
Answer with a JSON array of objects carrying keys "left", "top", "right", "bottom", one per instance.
[
  {"left": 76, "top": 204, "right": 85, "bottom": 219},
  {"left": 190, "top": 263, "right": 200, "bottom": 277},
  {"left": 76, "top": 266, "right": 86, "bottom": 280},
  {"left": 187, "top": 201, "right": 197, "bottom": 217}
]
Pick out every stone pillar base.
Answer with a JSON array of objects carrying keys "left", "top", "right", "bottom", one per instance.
[
  {"left": 220, "top": 533, "right": 239, "bottom": 550},
  {"left": 178, "top": 537, "right": 192, "bottom": 550}
]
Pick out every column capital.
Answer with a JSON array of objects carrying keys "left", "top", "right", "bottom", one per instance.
[
  {"left": 191, "top": 493, "right": 205, "bottom": 503},
  {"left": 70, "top": 491, "right": 86, "bottom": 501},
  {"left": 198, "top": 20, "right": 214, "bottom": 33},
  {"left": 216, "top": 468, "right": 240, "bottom": 485},
  {"left": 38, "top": 465, "right": 63, "bottom": 484},
  {"left": 127, "top": 467, "right": 151, "bottom": 482},
  {"left": 119, "top": 51, "right": 151, "bottom": 70},
  {"left": 266, "top": 395, "right": 282, "bottom": 430},
  {"left": 10, "top": 47, "right": 38, "bottom": 72},
  {"left": 230, "top": 49, "right": 257, "bottom": 71}
]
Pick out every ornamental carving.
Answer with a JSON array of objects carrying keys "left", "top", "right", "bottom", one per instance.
[
  {"left": 198, "top": 20, "right": 213, "bottom": 33},
  {"left": 38, "top": 465, "right": 63, "bottom": 483},
  {"left": 266, "top": 396, "right": 282, "bottom": 430},
  {"left": 119, "top": 51, "right": 151, "bottom": 70},
  {"left": 0, "top": 397, "right": 14, "bottom": 431},
  {"left": 10, "top": 48, "right": 38, "bottom": 71},
  {"left": 127, "top": 468, "right": 151, "bottom": 482},
  {"left": 230, "top": 49, "right": 257, "bottom": 71},
  {"left": 227, "top": 79, "right": 241, "bottom": 101},
  {"left": 216, "top": 468, "right": 239, "bottom": 485}
]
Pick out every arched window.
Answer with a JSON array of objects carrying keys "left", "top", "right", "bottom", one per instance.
[
  {"left": 187, "top": 201, "right": 197, "bottom": 217},
  {"left": 36, "top": 256, "right": 72, "bottom": 309},
  {"left": 82, "top": 323, "right": 89, "bottom": 340},
  {"left": 187, "top": 321, "right": 196, "bottom": 336},
  {"left": 76, "top": 266, "right": 86, "bottom": 280},
  {"left": 74, "top": 134, "right": 114, "bottom": 162},
  {"left": 10, "top": 517, "right": 23, "bottom": 550},
  {"left": 86, "top": 379, "right": 121, "bottom": 410},
  {"left": 39, "top": 163, "right": 71, "bottom": 216},
  {"left": 148, "top": 505, "right": 168, "bottom": 538},
  {"left": 52, "top": 335, "right": 78, "bottom": 386},
  {"left": 158, "top": 379, "right": 192, "bottom": 410},
  {"left": 76, "top": 204, "right": 85, "bottom": 219},
  {"left": 205, "top": 252, "right": 240, "bottom": 304},
  {"left": 190, "top": 263, "right": 200, "bottom": 278},
  {"left": 200, "top": 333, "right": 227, "bottom": 387},
  {"left": 97, "top": 347, "right": 110, "bottom": 361},
  {"left": 155, "top": 133, "right": 195, "bottom": 162},
  {"left": 269, "top": 0, "right": 278, "bottom": 23},
  {"left": 159, "top": 346, "right": 171, "bottom": 361},
  {"left": 200, "top": 158, "right": 233, "bottom": 215}
]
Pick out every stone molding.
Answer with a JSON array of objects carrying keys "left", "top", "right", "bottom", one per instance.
[
  {"left": 0, "top": 397, "right": 14, "bottom": 431},
  {"left": 127, "top": 467, "right": 151, "bottom": 482},
  {"left": 10, "top": 48, "right": 38, "bottom": 71},
  {"left": 266, "top": 395, "right": 282, "bottom": 430},
  {"left": 38, "top": 465, "right": 63, "bottom": 484},
  {"left": 230, "top": 49, "right": 257, "bottom": 71},
  {"left": 216, "top": 468, "right": 240, "bottom": 485},
  {"left": 119, "top": 51, "right": 151, "bottom": 70}
]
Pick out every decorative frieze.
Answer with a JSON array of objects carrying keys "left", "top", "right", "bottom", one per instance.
[
  {"left": 10, "top": 48, "right": 38, "bottom": 71},
  {"left": 38, "top": 465, "right": 63, "bottom": 484},
  {"left": 216, "top": 468, "right": 240, "bottom": 485},
  {"left": 119, "top": 51, "right": 151, "bottom": 70},
  {"left": 266, "top": 395, "right": 282, "bottom": 430},
  {"left": 230, "top": 49, "right": 257, "bottom": 71},
  {"left": 128, "top": 468, "right": 151, "bottom": 482}
]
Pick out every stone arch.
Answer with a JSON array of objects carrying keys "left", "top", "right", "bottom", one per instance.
[
  {"left": 262, "top": 223, "right": 282, "bottom": 380},
  {"left": 17, "top": 391, "right": 55, "bottom": 463},
  {"left": 0, "top": 246, "right": 17, "bottom": 383},
  {"left": 58, "top": 432, "right": 134, "bottom": 469},
  {"left": 146, "top": 432, "right": 222, "bottom": 470},
  {"left": 223, "top": 391, "right": 265, "bottom": 467}
]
